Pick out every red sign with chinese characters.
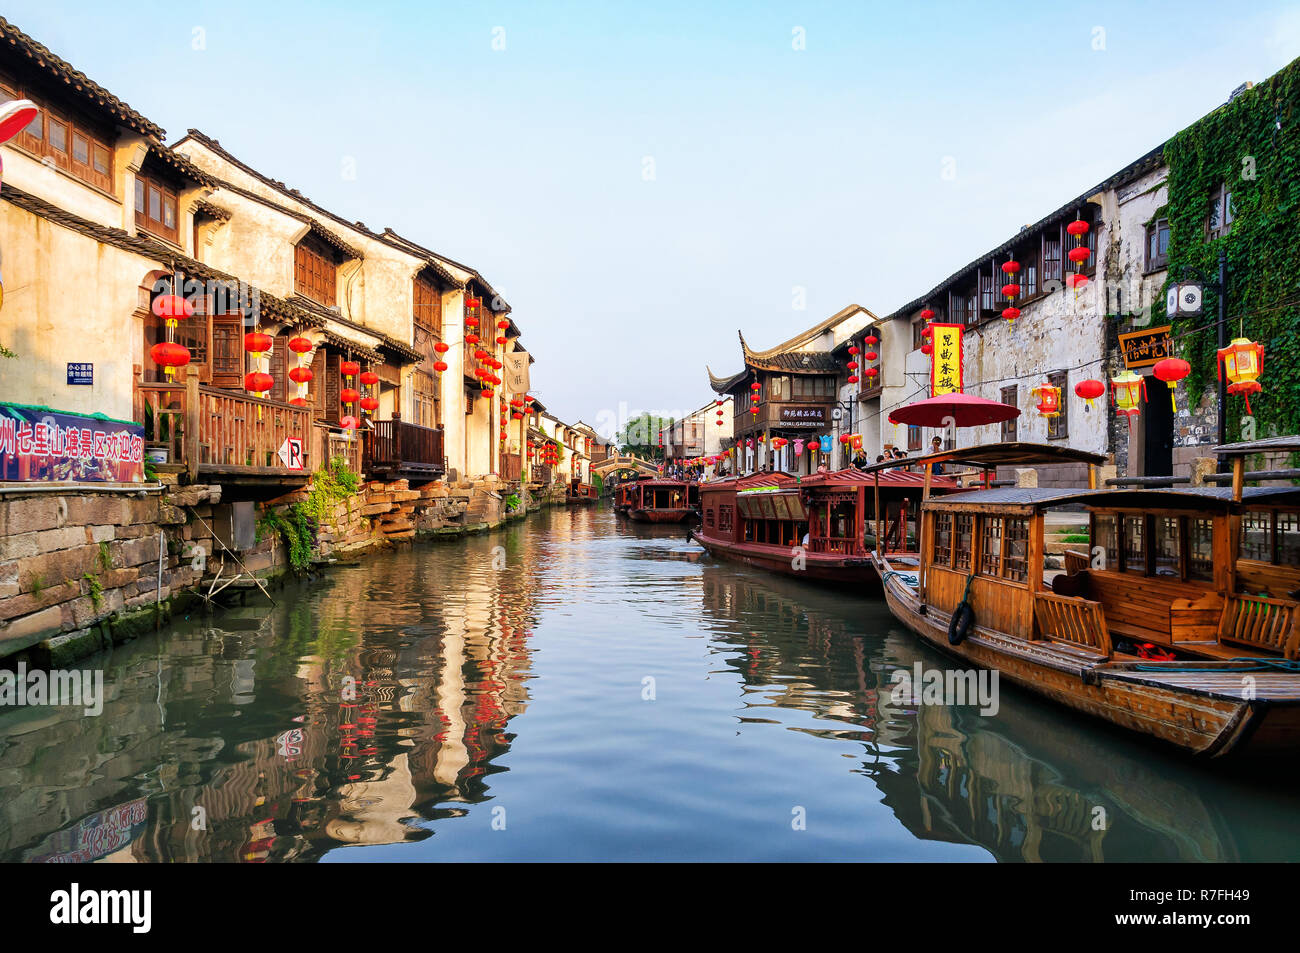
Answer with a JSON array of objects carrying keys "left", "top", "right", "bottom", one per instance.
[{"left": 0, "top": 402, "right": 145, "bottom": 483}]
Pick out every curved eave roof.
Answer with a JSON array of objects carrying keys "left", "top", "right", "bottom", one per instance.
[{"left": 0, "top": 16, "right": 165, "bottom": 139}]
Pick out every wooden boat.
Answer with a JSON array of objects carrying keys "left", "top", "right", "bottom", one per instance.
[
  {"left": 566, "top": 480, "right": 598, "bottom": 505},
  {"left": 690, "top": 466, "right": 959, "bottom": 587},
  {"left": 872, "top": 442, "right": 1300, "bottom": 759},
  {"left": 625, "top": 477, "right": 699, "bottom": 522}
]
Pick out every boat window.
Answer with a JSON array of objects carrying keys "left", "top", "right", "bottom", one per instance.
[
  {"left": 705, "top": 507, "right": 715, "bottom": 528},
  {"left": 787, "top": 495, "right": 808, "bottom": 521},
  {"left": 1280, "top": 512, "right": 1300, "bottom": 565},
  {"left": 736, "top": 496, "right": 754, "bottom": 518},
  {"left": 1003, "top": 518, "right": 1029, "bottom": 582},
  {"left": 758, "top": 496, "right": 777, "bottom": 519},
  {"left": 718, "top": 504, "right": 733, "bottom": 533},
  {"left": 980, "top": 517, "right": 1004, "bottom": 576},
  {"left": 771, "top": 495, "right": 793, "bottom": 520},
  {"left": 1188, "top": 517, "right": 1214, "bottom": 581},
  {"left": 1092, "top": 513, "right": 1118, "bottom": 571},
  {"left": 933, "top": 513, "right": 953, "bottom": 567},
  {"left": 1122, "top": 515, "right": 1145, "bottom": 574},
  {"left": 954, "top": 514, "right": 973, "bottom": 570},
  {"left": 1239, "top": 511, "right": 1271, "bottom": 561},
  {"left": 1154, "top": 516, "right": 1181, "bottom": 577}
]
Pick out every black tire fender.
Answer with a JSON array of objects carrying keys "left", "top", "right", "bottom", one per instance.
[{"left": 948, "top": 603, "right": 974, "bottom": 646}]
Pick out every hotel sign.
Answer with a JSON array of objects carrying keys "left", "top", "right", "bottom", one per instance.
[
  {"left": 777, "top": 405, "right": 827, "bottom": 428},
  {"left": 1119, "top": 325, "right": 1172, "bottom": 368}
]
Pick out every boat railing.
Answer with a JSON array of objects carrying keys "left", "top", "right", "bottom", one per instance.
[
  {"left": 1220, "top": 593, "right": 1300, "bottom": 659},
  {"left": 1033, "top": 592, "right": 1112, "bottom": 657},
  {"left": 808, "top": 536, "right": 859, "bottom": 556},
  {"left": 1063, "top": 549, "right": 1091, "bottom": 574}
]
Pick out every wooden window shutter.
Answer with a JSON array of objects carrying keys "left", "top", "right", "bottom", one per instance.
[
  {"left": 270, "top": 335, "right": 288, "bottom": 403},
  {"left": 310, "top": 349, "right": 327, "bottom": 419},
  {"left": 324, "top": 352, "right": 341, "bottom": 424},
  {"left": 211, "top": 314, "right": 244, "bottom": 389}
]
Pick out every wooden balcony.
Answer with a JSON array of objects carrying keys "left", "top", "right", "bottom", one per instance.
[
  {"left": 136, "top": 372, "right": 315, "bottom": 488},
  {"left": 363, "top": 416, "right": 445, "bottom": 483}
]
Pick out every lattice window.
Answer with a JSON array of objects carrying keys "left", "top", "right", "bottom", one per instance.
[
  {"left": 1123, "top": 515, "right": 1146, "bottom": 574},
  {"left": 1188, "top": 518, "right": 1214, "bottom": 581},
  {"left": 1238, "top": 511, "right": 1271, "bottom": 562},
  {"left": 1003, "top": 518, "right": 1029, "bottom": 582},
  {"left": 718, "top": 504, "right": 733, "bottom": 534},
  {"left": 1279, "top": 512, "right": 1299, "bottom": 566},
  {"left": 954, "top": 514, "right": 973, "bottom": 570},
  {"left": 933, "top": 513, "right": 953, "bottom": 567},
  {"left": 980, "top": 516, "right": 1003, "bottom": 576},
  {"left": 1154, "top": 516, "right": 1181, "bottom": 577}
]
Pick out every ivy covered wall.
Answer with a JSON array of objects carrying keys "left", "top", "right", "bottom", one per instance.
[{"left": 1159, "top": 57, "right": 1300, "bottom": 443}]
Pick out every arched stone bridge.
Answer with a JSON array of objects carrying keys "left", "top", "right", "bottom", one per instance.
[{"left": 591, "top": 455, "right": 661, "bottom": 477}]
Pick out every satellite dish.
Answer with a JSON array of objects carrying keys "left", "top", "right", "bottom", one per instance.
[{"left": 0, "top": 99, "right": 38, "bottom": 145}]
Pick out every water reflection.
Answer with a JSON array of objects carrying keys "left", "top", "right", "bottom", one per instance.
[{"left": 2, "top": 507, "right": 1299, "bottom": 861}]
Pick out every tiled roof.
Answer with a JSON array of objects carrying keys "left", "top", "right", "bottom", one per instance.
[
  {"left": 146, "top": 142, "right": 218, "bottom": 189},
  {"left": 884, "top": 144, "right": 1166, "bottom": 321},
  {"left": 0, "top": 17, "right": 164, "bottom": 139},
  {"left": 193, "top": 198, "right": 232, "bottom": 221}
]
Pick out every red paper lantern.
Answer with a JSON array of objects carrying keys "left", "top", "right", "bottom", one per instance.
[
  {"left": 340, "top": 360, "right": 361, "bottom": 377},
  {"left": 340, "top": 388, "right": 361, "bottom": 404},
  {"left": 847, "top": 375, "right": 859, "bottom": 384},
  {"left": 289, "top": 397, "right": 310, "bottom": 407},
  {"left": 288, "top": 336, "right": 313, "bottom": 354},
  {"left": 434, "top": 342, "right": 450, "bottom": 354},
  {"left": 848, "top": 345, "right": 860, "bottom": 356},
  {"left": 496, "top": 336, "right": 508, "bottom": 345},
  {"left": 847, "top": 361, "right": 859, "bottom": 370},
  {"left": 865, "top": 367, "right": 878, "bottom": 378},
  {"left": 497, "top": 319, "right": 510, "bottom": 330},
  {"left": 1067, "top": 246, "right": 1091, "bottom": 265},
  {"left": 434, "top": 360, "right": 449, "bottom": 372},
  {"left": 244, "top": 371, "right": 273, "bottom": 394},
  {"left": 751, "top": 382, "right": 761, "bottom": 391},
  {"left": 1067, "top": 273, "right": 1089, "bottom": 289},
  {"left": 1001, "top": 261, "right": 1020, "bottom": 275},
  {"left": 864, "top": 350, "right": 878, "bottom": 361},
  {"left": 244, "top": 331, "right": 272, "bottom": 354},
  {"left": 864, "top": 334, "right": 878, "bottom": 346},
  {"left": 1066, "top": 219, "right": 1090, "bottom": 237},
  {"left": 1153, "top": 357, "right": 1191, "bottom": 411},
  {"left": 919, "top": 308, "right": 935, "bottom": 321},
  {"left": 150, "top": 341, "right": 191, "bottom": 376},
  {"left": 340, "top": 415, "right": 360, "bottom": 430},
  {"left": 1074, "top": 378, "right": 1105, "bottom": 410},
  {"left": 360, "top": 371, "right": 379, "bottom": 386},
  {"left": 921, "top": 325, "right": 933, "bottom": 339},
  {"left": 151, "top": 294, "right": 194, "bottom": 320},
  {"left": 466, "top": 295, "right": 481, "bottom": 309},
  {"left": 289, "top": 366, "right": 313, "bottom": 384},
  {"left": 466, "top": 333, "right": 481, "bottom": 345},
  {"left": 921, "top": 343, "right": 933, "bottom": 355},
  {"left": 360, "top": 396, "right": 380, "bottom": 412},
  {"left": 1001, "top": 283, "right": 1021, "bottom": 298},
  {"left": 1002, "top": 307, "right": 1021, "bottom": 322}
]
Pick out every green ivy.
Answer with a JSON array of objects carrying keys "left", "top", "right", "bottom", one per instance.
[
  {"left": 1159, "top": 61, "right": 1300, "bottom": 441},
  {"left": 256, "top": 456, "right": 362, "bottom": 574}
]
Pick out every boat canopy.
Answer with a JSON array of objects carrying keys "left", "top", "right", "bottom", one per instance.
[
  {"left": 800, "top": 468, "right": 961, "bottom": 490},
  {"left": 924, "top": 484, "right": 1300, "bottom": 515},
  {"left": 857, "top": 441, "right": 1107, "bottom": 476},
  {"left": 1212, "top": 435, "right": 1300, "bottom": 457}
]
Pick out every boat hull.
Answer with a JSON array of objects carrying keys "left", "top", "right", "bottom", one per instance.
[
  {"left": 875, "top": 557, "right": 1300, "bottom": 759},
  {"left": 692, "top": 530, "right": 881, "bottom": 588},
  {"left": 627, "top": 507, "right": 695, "bottom": 523}
]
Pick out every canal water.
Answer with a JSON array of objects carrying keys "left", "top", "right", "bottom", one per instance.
[{"left": 3, "top": 505, "right": 1300, "bottom": 862}]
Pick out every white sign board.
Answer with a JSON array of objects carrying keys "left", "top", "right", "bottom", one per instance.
[{"left": 279, "top": 437, "right": 305, "bottom": 470}]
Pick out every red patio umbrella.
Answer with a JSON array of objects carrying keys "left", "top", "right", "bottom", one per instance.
[{"left": 888, "top": 392, "right": 1020, "bottom": 429}]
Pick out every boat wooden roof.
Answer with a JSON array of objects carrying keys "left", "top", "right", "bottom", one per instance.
[
  {"left": 857, "top": 441, "right": 1106, "bottom": 475},
  {"left": 800, "top": 468, "right": 961, "bottom": 490},
  {"left": 925, "top": 484, "right": 1300, "bottom": 514},
  {"left": 1211, "top": 435, "right": 1300, "bottom": 456}
]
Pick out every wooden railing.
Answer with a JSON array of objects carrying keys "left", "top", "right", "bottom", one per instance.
[
  {"left": 135, "top": 373, "right": 313, "bottom": 478},
  {"left": 1034, "top": 592, "right": 1112, "bottom": 656},
  {"left": 1220, "top": 594, "right": 1300, "bottom": 658},
  {"left": 197, "top": 386, "right": 312, "bottom": 472},
  {"left": 364, "top": 417, "right": 444, "bottom": 475},
  {"left": 135, "top": 382, "right": 187, "bottom": 463},
  {"left": 532, "top": 464, "right": 552, "bottom": 485},
  {"left": 1063, "top": 548, "right": 1091, "bottom": 575},
  {"left": 809, "top": 536, "right": 860, "bottom": 556}
]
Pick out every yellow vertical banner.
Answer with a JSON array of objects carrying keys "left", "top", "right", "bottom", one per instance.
[{"left": 929, "top": 323, "right": 964, "bottom": 396}]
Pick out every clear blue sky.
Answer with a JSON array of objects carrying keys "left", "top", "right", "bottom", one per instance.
[{"left": 11, "top": 1, "right": 1300, "bottom": 427}]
